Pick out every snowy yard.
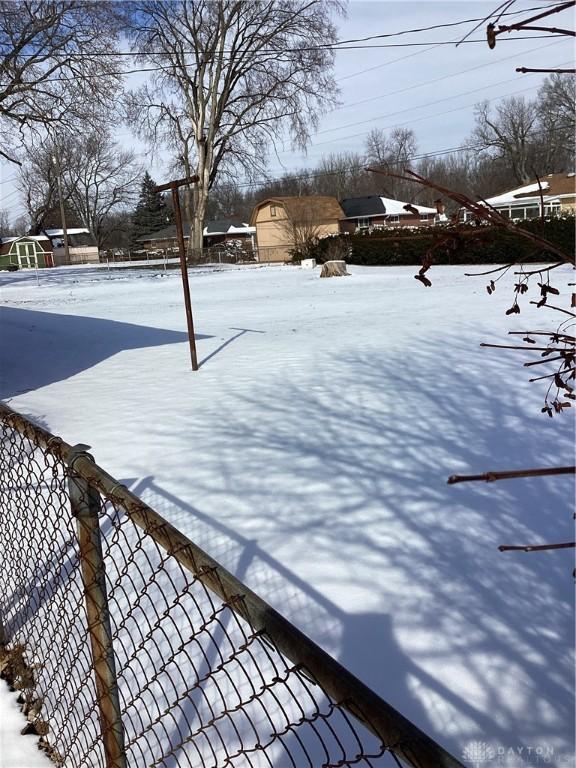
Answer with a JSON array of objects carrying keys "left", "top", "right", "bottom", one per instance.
[{"left": 0, "top": 262, "right": 574, "bottom": 766}]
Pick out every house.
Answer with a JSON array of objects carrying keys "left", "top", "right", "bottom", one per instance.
[
  {"left": 464, "top": 172, "right": 576, "bottom": 222},
  {"left": 137, "top": 220, "right": 255, "bottom": 253},
  {"left": 0, "top": 235, "right": 53, "bottom": 270},
  {"left": 204, "top": 220, "right": 255, "bottom": 249},
  {"left": 340, "top": 196, "right": 440, "bottom": 232},
  {"left": 43, "top": 228, "right": 99, "bottom": 265},
  {"left": 250, "top": 196, "right": 344, "bottom": 262}
]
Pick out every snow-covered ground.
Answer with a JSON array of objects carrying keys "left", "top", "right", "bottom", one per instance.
[
  {"left": 0, "top": 679, "right": 52, "bottom": 767},
  {"left": 0, "top": 262, "right": 574, "bottom": 766}
]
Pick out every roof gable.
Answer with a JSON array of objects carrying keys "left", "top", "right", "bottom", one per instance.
[{"left": 251, "top": 196, "right": 344, "bottom": 225}]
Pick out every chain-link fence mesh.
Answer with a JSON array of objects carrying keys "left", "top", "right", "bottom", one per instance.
[{"left": 0, "top": 404, "right": 462, "bottom": 768}]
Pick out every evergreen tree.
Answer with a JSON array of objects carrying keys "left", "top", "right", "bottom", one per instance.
[{"left": 130, "top": 172, "right": 172, "bottom": 246}]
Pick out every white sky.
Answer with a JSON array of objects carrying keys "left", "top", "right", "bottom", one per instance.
[{"left": 1, "top": 0, "right": 573, "bottom": 224}]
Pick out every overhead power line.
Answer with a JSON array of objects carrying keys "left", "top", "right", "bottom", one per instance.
[
  {"left": 1, "top": 3, "right": 562, "bottom": 58},
  {"left": 224, "top": 122, "right": 575, "bottom": 191},
  {"left": 314, "top": 61, "right": 572, "bottom": 137},
  {"left": 333, "top": 37, "right": 567, "bottom": 111},
  {"left": 278, "top": 82, "right": 547, "bottom": 153},
  {"left": 0, "top": 34, "right": 567, "bottom": 88}
]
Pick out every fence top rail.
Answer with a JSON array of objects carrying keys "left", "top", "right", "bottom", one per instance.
[{"left": 0, "top": 401, "right": 463, "bottom": 768}]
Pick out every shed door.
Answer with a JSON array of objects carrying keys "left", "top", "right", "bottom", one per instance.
[{"left": 16, "top": 241, "right": 38, "bottom": 269}]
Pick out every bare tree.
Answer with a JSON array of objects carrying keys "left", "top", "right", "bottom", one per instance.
[
  {"left": 365, "top": 127, "right": 418, "bottom": 199},
  {"left": 365, "top": 128, "right": 417, "bottom": 168},
  {"left": 19, "top": 132, "right": 141, "bottom": 246},
  {"left": 313, "top": 151, "right": 368, "bottom": 199},
  {"left": 536, "top": 73, "right": 576, "bottom": 173},
  {"left": 470, "top": 97, "right": 540, "bottom": 186},
  {"left": 417, "top": 151, "right": 477, "bottom": 205},
  {"left": 0, "top": 1, "right": 123, "bottom": 165},
  {"left": 11, "top": 213, "right": 30, "bottom": 235},
  {"left": 18, "top": 136, "right": 67, "bottom": 233},
  {"left": 0, "top": 208, "right": 12, "bottom": 235},
  {"left": 279, "top": 201, "right": 323, "bottom": 259},
  {"left": 67, "top": 132, "right": 142, "bottom": 249},
  {"left": 126, "top": 0, "right": 344, "bottom": 258}
]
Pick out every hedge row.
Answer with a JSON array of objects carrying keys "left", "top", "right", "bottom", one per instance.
[{"left": 292, "top": 216, "right": 575, "bottom": 266}]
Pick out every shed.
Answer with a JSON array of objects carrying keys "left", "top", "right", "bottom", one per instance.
[{"left": 0, "top": 235, "right": 53, "bottom": 270}]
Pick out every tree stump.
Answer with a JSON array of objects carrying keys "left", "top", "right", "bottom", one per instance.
[{"left": 320, "top": 260, "right": 349, "bottom": 278}]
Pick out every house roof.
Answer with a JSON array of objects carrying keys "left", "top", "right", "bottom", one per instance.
[
  {"left": 340, "top": 195, "right": 436, "bottom": 218},
  {"left": 340, "top": 197, "right": 386, "bottom": 218},
  {"left": 482, "top": 173, "right": 576, "bottom": 206},
  {"left": 44, "top": 228, "right": 91, "bottom": 237},
  {"left": 380, "top": 197, "right": 437, "bottom": 216},
  {"left": 138, "top": 220, "right": 254, "bottom": 242},
  {"left": 1, "top": 234, "right": 50, "bottom": 245},
  {"left": 205, "top": 219, "right": 254, "bottom": 235},
  {"left": 250, "top": 196, "right": 344, "bottom": 225}
]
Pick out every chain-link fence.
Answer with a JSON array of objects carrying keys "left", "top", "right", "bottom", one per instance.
[{"left": 0, "top": 403, "right": 462, "bottom": 768}]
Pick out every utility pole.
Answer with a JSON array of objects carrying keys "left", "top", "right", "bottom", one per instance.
[
  {"left": 154, "top": 176, "right": 199, "bottom": 371},
  {"left": 53, "top": 154, "right": 70, "bottom": 264}
]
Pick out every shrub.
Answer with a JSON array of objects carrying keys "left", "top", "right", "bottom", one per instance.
[{"left": 295, "top": 217, "right": 575, "bottom": 266}]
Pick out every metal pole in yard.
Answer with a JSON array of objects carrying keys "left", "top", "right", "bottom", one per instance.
[
  {"left": 67, "top": 446, "right": 127, "bottom": 768},
  {"left": 172, "top": 181, "right": 198, "bottom": 370},
  {"left": 155, "top": 176, "right": 200, "bottom": 371}
]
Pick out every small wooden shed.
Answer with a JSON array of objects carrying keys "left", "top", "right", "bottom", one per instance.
[{"left": 0, "top": 235, "right": 53, "bottom": 270}]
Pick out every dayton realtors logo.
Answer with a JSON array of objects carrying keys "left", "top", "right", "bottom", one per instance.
[
  {"left": 462, "top": 741, "right": 561, "bottom": 766},
  {"left": 462, "top": 742, "right": 497, "bottom": 767}
]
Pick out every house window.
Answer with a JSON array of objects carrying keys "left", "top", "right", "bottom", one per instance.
[
  {"left": 509, "top": 206, "right": 526, "bottom": 220},
  {"left": 357, "top": 217, "right": 370, "bottom": 230},
  {"left": 270, "top": 205, "right": 277, "bottom": 217},
  {"left": 420, "top": 214, "right": 429, "bottom": 222},
  {"left": 388, "top": 215, "right": 400, "bottom": 223}
]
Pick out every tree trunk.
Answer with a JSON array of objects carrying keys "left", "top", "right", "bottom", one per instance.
[
  {"left": 186, "top": 141, "right": 209, "bottom": 263},
  {"left": 320, "top": 260, "right": 349, "bottom": 278},
  {"left": 189, "top": 201, "right": 205, "bottom": 263}
]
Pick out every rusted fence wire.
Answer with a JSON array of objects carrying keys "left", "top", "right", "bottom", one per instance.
[{"left": 0, "top": 403, "right": 463, "bottom": 768}]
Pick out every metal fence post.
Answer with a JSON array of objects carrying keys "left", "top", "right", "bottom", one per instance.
[{"left": 67, "top": 446, "right": 127, "bottom": 768}]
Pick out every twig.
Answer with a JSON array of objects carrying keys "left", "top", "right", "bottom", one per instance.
[
  {"left": 479, "top": 343, "right": 563, "bottom": 352},
  {"left": 517, "top": 67, "right": 576, "bottom": 73},
  {"left": 508, "top": 331, "right": 575, "bottom": 340},
  {"left": 464, "top": 263, "right": 514, "bottom": 277},
  {"left": 498, "top": 541, "right": 575, "bottom": 553},
  {"left": 494, "top": 1, "right": 575, "bottom": 34},
  {"left": 524, "top": 355, "right": 567, "bottom": 367},
  {"left": 513, "top": 262, "right": 565, "bottom": 276},
  {"left": 510, "top": 25, "right": 575, "bottom": 35},
  {"left": 447, "top": 466, "right": 575, "bottom": 484},
  {"left": 529, "top": 367, "right": 576, "bottom": 382},
  {"left": 529, "top": 301, "right": 576, "bottom": 318}
]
